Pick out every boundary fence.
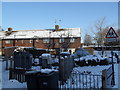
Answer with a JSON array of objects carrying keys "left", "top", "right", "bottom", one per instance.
[{"left": 59, "top": 69, "right": 102, "bottom": 89}]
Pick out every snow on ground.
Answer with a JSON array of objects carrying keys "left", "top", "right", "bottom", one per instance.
[
  {"left": 74, "top": 65, "right": 111, "bottom": 75},
  {"left": 1, "top": 50, "right": 119, "bottom": 89},
  {"left": 2, "top": 60, "right": 27, "bottom": 88},
  {"left": 0, "top": 60, "right": 2, "bottom": 90},
  {"left": 1, "top": 61, "right": 119, "bottom": 89},
  {"left": 118, "top": 63, "right": 120, "bottom": 89},
  {"left": 113, "top": 64, "right": 119, "bottom": 88},
  {"left": 74, "top": 64, "right": 118, "bottom": 88},
  {"left": 94, "top": 51, "right": 120, "bottom": 58}
]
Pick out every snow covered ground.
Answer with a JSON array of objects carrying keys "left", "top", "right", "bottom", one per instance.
[
  {"left": 0, "top": 60, "right": 2, "bottom": 90},
  {"left": 118, "top": 64, "right": 120, "bottom": 89},
  {"left": 94, "top": 51, "right": 120, "bottom": 58},
  {"left": 1, "top": 60, "right": 119, "bottom": 89},
  {"left": 2, "top": 60, "right": 27, "bottom": 88},
  {"left": 0, "top": 50, "right": 120, "bottom": 89}
]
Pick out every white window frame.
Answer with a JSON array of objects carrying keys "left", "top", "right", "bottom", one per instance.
[
  {"left": 5, "top": 40, "right": 11, "bottom": 44},
  {"left": 59, "top": 38, "right": 64, "bottom": 43},
  {"left": 16, "top": 40, "right": 18, "bottom": 42},
  {"left": 43, "top": 38, "right": 49, "bottom": 43},
  {"left": 70, "top": 38, "right": 75, "bottom": 43},
  {"left": 30, "top": 40, "right": 33, "bottom": 43},
  {"left": 22, "top": 40, "right": 24, "bottom": 44},
  {"left": 36, "top": 39, "right": 39, "bottom": 42}
]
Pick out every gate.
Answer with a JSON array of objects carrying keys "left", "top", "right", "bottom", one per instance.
[
  {"left": 59, "top": 69, "right": 102, "bottom": 89},
  {"left": 9, "top": 51, "right": 33, "bottom": 82},
  {"left": 102, "top": 66, "right": 115, "bottom": 88},
  {"left": 14, "top": 52, "right": 32, "bottom": 70}
]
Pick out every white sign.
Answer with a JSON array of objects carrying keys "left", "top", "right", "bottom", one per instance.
[{"left": 107, "top": 38, "right": 117, "bottom": 42}]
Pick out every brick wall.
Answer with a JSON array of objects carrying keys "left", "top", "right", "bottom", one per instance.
[
  {"left": 2, "top": 37, "right": 81, "bottom": 56},
  {"left": 3, "top": 37, "right": 81, "bottom": 49},
  {"left": 3, "top": 47, "right": 16, "bottom": 58}
]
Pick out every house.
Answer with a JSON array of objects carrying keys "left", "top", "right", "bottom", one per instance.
[{"left": 0, "top": 25, "right": 81, "bottom": 57}]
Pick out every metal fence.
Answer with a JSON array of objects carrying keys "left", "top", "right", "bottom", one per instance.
[
  {"left": 59, "top": 69, "right": 102, "bottom": 89},
  {"left": 14, "top": 52, "right": 32, "bottom": 70},
  {"left": 9, "top": 69, "right": 32, "bottom": 83},
  {"left": 59, "top": 55, "right": 74, "bottom": 83},
  {"left": 9, "top": 68, "right": 103, "bottom": 89}
]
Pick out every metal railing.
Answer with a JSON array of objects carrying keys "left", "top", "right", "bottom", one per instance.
[{"left": 59, "top": 69, "right": 102, "bottom": 89}]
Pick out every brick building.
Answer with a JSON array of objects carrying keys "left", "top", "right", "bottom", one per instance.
[
  {"left": 0, "top": 31, "right": 5, "bottom": 56},
  {"left": 0, "top": 25, "right": 81, "bottom": 56}
]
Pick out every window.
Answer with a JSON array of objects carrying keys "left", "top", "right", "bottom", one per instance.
[
  {"left": 30, "top": 40, "right": 33, "bottom": 43},
  {"left": 70, "top": 38, "right": 75, "bottom": 43},
  {"left": 5, "top": 40, "right": 11, "bottom": 44},
  {"left": 36, "top": 39, "right": 39, "bottom": 42},
  {"left": 16, "top": 40, "right": 18, "bottom": 42},
  {"left": 22, "top": 40, "right": 24, "bottom": 44},
  {"left": 43, "top": 38, "right": 49, "bottom": 43},
  {"left": 59, "top": 38, "right": 64, "bottom": 43}
]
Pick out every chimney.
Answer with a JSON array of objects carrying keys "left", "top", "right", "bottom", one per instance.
[
  {"left": 55, "top": 25, "right": 59, "bottom": 31},
  {"left": 8, "top": 27, "right": 12, "bottom": 31}
]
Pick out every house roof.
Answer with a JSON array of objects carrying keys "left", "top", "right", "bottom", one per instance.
[
  {"left": 0, "top": 31, "right": 5, "bottom": 39},
  {"left": 0, "top": 28, "right": 81, "bottom": 39}
]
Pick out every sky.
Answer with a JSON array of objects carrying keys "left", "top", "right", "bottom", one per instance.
[{"left": 1, "top": 2, "right": 118, "bottom": 42}]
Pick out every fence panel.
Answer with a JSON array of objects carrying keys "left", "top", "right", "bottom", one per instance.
[
  {"left": 9, "top": 69, "right": 32, "bottom": 83},
  {"left": 59, "top": 56, "right": 74, "bottom": 84},
  {"left": 9, "top": 68, "right": 102, "bottom": 89},
  {"left": 14, "top": 52, "right": 32, "bottom": 70},
  {"left": 59, "top": 70, "right": 102, "bottom": 89},
  {"left": 102, "top": 66, "right": 114, "bottom": 88}
]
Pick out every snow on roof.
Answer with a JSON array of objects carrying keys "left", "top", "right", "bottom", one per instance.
[
  {"left": 60, "top": 52, "right": 70, "bottom": 55},
  {"left": 1, "top": 28, "right": 80, "bottom": 39},
  {"left": 0, "top": 31, "right": 5, "bottom": 39}
]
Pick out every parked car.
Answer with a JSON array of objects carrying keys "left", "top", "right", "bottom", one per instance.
[{"left": 74, "top": 48, "right": 90, "bottom": 58}]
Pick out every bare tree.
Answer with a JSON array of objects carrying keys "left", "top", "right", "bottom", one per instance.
[
  {"left": 93, "top": 17, "right": 108, "bottom": 57},
  {"left": 43, "top": 30, "right": 71, "bottom": 52},
  {"left": 58, "top": 32, "right": 71, "bottom": 52},
  {"left": 94, "top": 26, "right": 109, "bottom": 45},
  {"left": 94, "top": 17, "right": 107, "bottom": 45},
  {"left": 84, "top": 34, "right": 92, "bottom": 46}
]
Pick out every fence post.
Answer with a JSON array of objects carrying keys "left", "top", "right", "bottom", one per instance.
[
  {"left": 10, "top": 56, "right": 13, "bottom": 69},
  {"left": 102, "top": 69, "right": 107, "bottom": 89},
  {"left": 6, "top": 55, "right": 9, "bottom": 70},
  {"left": 9, "top": 56, "right": 13, "bottom": 80},
  {"left": 9, "top": 68, "right": 13, "bottom": 80}
]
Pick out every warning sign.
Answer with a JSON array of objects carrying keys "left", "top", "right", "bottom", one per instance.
[{"left": 106, "top": 27, "right": 118, "bottom": 38}]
